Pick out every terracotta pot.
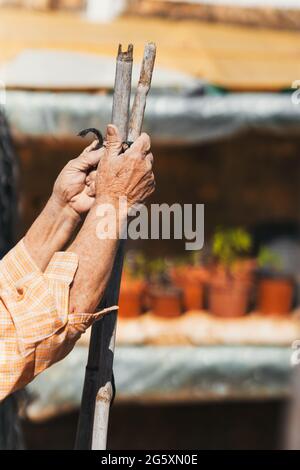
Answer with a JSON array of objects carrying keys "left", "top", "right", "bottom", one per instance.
[
  {"left": 181, "top": 282, "right": 204, "bottom": 311},
  {"left": 257, "top": 277, "right": 294, "bottom": 316},
  {"left": 170, "top": 266, "right": 207, "bottom": 311},
  {"left": 119, "top": 277, "right": 145, "bottom": 318},
  {"left": 150, "top": 286, "right": 183, "bottom": 318},
  {"left": 208, "top": 279, "right": 250, "bottom": 318}
]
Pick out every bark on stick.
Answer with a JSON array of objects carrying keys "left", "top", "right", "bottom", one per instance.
[
  {"left": 112, "top": 44, "right": 134, "bottom": 141},
  {"left": 91, "top": 382, "right": 113, "bottom": 450},
  {"left": 128, "top": 42, "right": 156, "bottom": 142},
  {"left": 75, "top": 44, "right": 133, "bottom": 450},
  {"left": 76, "top": 42, "right": 156, "bottom": 451}
]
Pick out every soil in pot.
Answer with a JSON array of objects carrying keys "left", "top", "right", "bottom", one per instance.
[
  {"left": 150, "top": 285, "right": 183, "bottom": 318},
  {"left": 257, "top": 277, "right": 294, "bottom": 315},
  {"left": 119, "top": 275, "right": 145, "bottom": 318}
]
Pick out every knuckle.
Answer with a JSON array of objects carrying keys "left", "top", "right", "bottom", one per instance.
[
  {"left": 80, "top": 152, "right": 89, "bottom": 163},
  {"left": 141, "top": 132, "right": 151, "bottom": 143},
  {"left": 128, "top": 151, "right": 140, "bottom": 160},
  {"left": 66, "top": 159, "right": 77, "bottom": 170}
]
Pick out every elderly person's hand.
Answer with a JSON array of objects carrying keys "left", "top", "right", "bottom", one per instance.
[
  {"left": 24, "top": 139, "right": 103, "bottom": 271},
  {"left": 96, "top": 124, "right": 155, "bottom": 207},
  {"left": 68, "top": 124, "right": 155, "bottom": 314},
  {"left": 52, "top": 140, "right": 102, "bottom": 217}
]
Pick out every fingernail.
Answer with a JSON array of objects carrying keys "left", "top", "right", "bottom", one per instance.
[{"left": 107, "top": 125, "right": 114, "bottom": 136}]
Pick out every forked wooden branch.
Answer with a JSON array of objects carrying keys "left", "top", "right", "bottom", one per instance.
[
  {"left": 112, "top": 44, "right": 134, "bottom": 141},
  {"left": 75, "top": 44, "right": 133, "bottom": 450},
  {"left": 128, "top": 42, "right": 156, "bottom": 142},
  {"left": 75, "top": 42, "right": 156, "bottom": 451}
]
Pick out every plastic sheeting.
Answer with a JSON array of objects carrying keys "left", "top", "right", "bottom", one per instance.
[
  {"left": 1, "top": 50, "right": 203, "bottom": 92},
  {"left": 4, "top": 91, "right": 300, "bottom": 145},
  {"left": 26, "top": 344, "right": 291, "bottom": 421}
]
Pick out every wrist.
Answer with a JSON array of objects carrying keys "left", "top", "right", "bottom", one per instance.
[
  {"left": 49, "top": 194, "right": 81, "bottom": 225},
  {"left": 95, "top": 194, "right": 128, "bottom": 221},
  {"left": 95, "top": 193, "right": 119, "bottom": 205},
  {"left": 24, "top": 195, "right": 81, "bottom": 271}
]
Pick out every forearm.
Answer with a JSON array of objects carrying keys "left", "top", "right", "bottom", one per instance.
[
  {"left": 68, "top": 196, "right": 125, "bottom": 314},
  {"left": 24, "top": 195, "right": 80, "bottom": 271}
]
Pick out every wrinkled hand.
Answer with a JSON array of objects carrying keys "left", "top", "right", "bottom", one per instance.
[
  {"left": 53, "top": 140, "right": 101, "bottom": 217},
  {"left": 96, "top": 124, "right": 155, "bottom": 208}
]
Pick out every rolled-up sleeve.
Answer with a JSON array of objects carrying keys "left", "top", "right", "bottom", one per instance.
[{"left": 0, "top": 239, "right": 117, "bottom": 400}]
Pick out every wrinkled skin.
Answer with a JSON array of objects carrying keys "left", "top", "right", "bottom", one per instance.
[
  {"left": 95, "top": 124, "right": 155, "bottom": 207},
  {"left": 52, "top": 125, "right": 155, "bottom": 217},
  {"left": 52, "top": 139, "right": 100, "bottom": 217}
]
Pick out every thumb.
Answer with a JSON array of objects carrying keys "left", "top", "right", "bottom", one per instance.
[
  {"left": 105, "top": 124, "right": 123, "bottom": 158},
  {"left": 75, "top": 142, "right": 104, "bottom": 171}
]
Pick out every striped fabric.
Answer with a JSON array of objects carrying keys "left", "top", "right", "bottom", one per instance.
[{"left": 0, "top": 239, "right": 117, "bottom": 401}]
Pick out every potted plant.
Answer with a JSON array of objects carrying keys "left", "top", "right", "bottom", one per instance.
[
  {"left": 118, "top": 251, "right": 146, "bottom": 318},
  {"left": 170, "top": 253, "right": 208, "bottom": 311},
  {"left": 208, "top": 227, "right": 254, "bottom": 317},
  {"left": 256, "top": 247, "right": 294, "bottom": 316},
  {"left": 148, "top": 258, "right": 183, "bottom": 318}
]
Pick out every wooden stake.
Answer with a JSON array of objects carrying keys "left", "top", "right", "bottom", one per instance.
[
  {"left": 128, "top": 42, "right": 156, "bottom": 142},
  {"left": 75, "top": 44, "right": 133, "bottom": 450},
  {"left": 112, "top": 44, "right": 134, "bottom": 141},
  {"left": 284, "top": 364, "right": 300, "bottom": 449},
  {"left": 91, "top": 382, "right": 113, "bottom": 450},
  {"left": 75, "top": 42, "right": 156, "bottom": 450}
]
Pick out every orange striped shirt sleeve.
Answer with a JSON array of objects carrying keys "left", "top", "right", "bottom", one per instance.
[{"left": 0, "top": 239, "right": 117, "bottom": 401}]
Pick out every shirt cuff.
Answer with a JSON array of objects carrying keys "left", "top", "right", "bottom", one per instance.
[
  {"left": 0, "top": 240, "right": 74, "bottom": 356},
  {"left": 1, "top": 239, "right": 118, "bottom": 355},
  {"left": 43, "top": 250, "right": 118, "bottom": 321},
  {"left": 44, "top": 251, "right": 79, "bottom": 285}
]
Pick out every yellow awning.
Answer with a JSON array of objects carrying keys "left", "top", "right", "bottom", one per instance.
[{"left": 1, "top": 7, "right": 300, "bottom": 91}]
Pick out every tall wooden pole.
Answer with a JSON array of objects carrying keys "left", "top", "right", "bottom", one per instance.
[
  {"left": 128, "top": 43, "right": 156, "bottom": 142},
  {"left": 75, "top": 44, "right": 133, "bottom": 450},
  {"left": 112, "top": 44, "right": 134, "bottom": 141},
  {"left": 284, "top": 364, "right": 300, "bottom": 449},
  {"left": 75, "top": 42, "right": 156, "bottom": 450}
]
